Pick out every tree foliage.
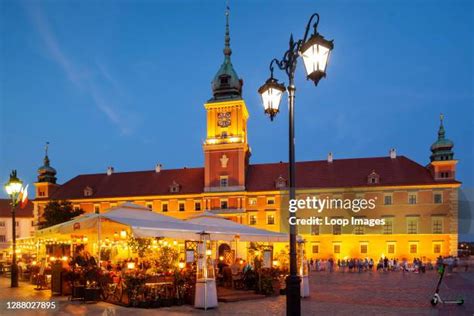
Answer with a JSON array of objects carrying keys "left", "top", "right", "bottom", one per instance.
[{"left": 39, "top": 200, "right": 84, "bottom": 229}]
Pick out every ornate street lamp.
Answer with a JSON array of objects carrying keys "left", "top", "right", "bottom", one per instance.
[
  {"left": 257, "top": 13, "right": 333, "bottom": 316},
  {"left": 4, "top": 170, "right": 23, "bottom": 288}
]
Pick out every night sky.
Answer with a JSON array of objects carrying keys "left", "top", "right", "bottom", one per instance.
[{"left": 1, "top": 0, "right": 473, "bottom": 200}]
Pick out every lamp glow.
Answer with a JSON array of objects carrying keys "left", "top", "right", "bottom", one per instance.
[
  {"left": 258, "top": 77, "right": 285, "bottom": 121},
  {"left": 299, "top": 33, "right": 334, "bottom": 86}
]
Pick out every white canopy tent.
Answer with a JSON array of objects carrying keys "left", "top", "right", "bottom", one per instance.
[
  {"left": 185, "top": 212, "right": 288, "bottom": 242},
  {"left": 35, "top": 203, "right": 288, "bottom": 243}
]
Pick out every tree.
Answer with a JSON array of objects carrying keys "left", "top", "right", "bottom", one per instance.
[{"left": 39, "top": 200, "right": 84, "bottom": 229}]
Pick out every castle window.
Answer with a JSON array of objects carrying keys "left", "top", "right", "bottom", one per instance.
[
  {"left": 311, "top": 223, "right": 320, "bottom": 235},
  {"left": 169, "top": 181, "right": 181, "bottom": 193},
  {"left": 83, "top": 186, "right": 93, "bottom": 197},
  {"left": 275, "top": 176, "right": 287, "bottom": 189},
  {"left": 312, "top": 244, "right": 319, "bottom": 254},
  {"left": 387, "top": 243, "right": 396, "bottom": 254},
  {"left": 94, "top": 205, "right": 100, "bottom": 214},
  {"left": 433, "top": 243, "right": 442, "bottom": 254},
  {"left": 354, "top": 225, "right": 364, "bottom": 235},
  {"left": 0, "top": 235, "right": 6, "bottom": 242},
  {"left": 146, "top": 203, "right": 153, "bottom": 210},
  {"left": 195, "top": 201, "right": 201, "bottom": 211},
  {"left": 432, "top": 217, "right": 443, "bottom": 234},
  {"left": 360, "top": 243, "right": 368, "bottom": 254},
  {"left": 220, "top": 176, "right": 228, "bottom": 187},
  {"left": 220, "top": 199, "right": 228, "bottom": 209},
  {"left": 367, "top": 171, "right": 380, "bottom": 184},
  {"left": 0, "top": 221, "right": 5, "bottom": 227},
  {"left": 179, "top": 202, "right": 185, "bottom": 212},
  {"left": 267, "top": 197, "right": 275, "bottom": 205},
  {"left": 162, "top": 202, "right": 168, "bottom": 212},
  {"left": 434, "top": 193, "right": 443, "bottom": 204},
  {"left": 406, "top": 217, "right": 418, "bottom": 234},
  {"left": 220, "top": 76, "right": 229, "bottom": 85},
  {"left": 249, "top": 214, "right": 257, "bottom": 225},
  {"left": 383, "top": 218, "right": 393, "bottom": 234},
  {"left": 409, "top": 243, "right": 418, "bottom": 254},
  {"left": 333, "top": 244, "right": 341, "bottom": 254},
  {"left": 408, "top": 193, "right": 417, "bottom": 204},
  {"left": 332, "top": 224, "right": 342, "bottom": 235},
  {"left": 266, "top": 213, "right": 275, "bottom": 225},
  {"left": 384, "top": 195, "right": 392, "bottom": 205},
  {"left": 248, "top": 198, "right": 257, "bottom": 206}
]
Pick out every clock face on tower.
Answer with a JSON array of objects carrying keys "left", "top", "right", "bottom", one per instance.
[{"left": 217, "top": 112, "right": 231, "bottom": 127}]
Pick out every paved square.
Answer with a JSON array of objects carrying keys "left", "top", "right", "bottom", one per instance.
[{"left": 1, "top": 269, "right": 473, "bottom": 315}]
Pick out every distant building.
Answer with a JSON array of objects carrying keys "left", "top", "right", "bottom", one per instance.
[
  {"left": 0, "top": 199, "right": 35, "bottom": 251},
  {"left": 32, "top": 11, "right": 460, "bottom": 261}
]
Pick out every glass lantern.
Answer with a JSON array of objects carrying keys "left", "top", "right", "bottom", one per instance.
[{"left": 197, "top": 232, "right": 214, "bottom": 280}]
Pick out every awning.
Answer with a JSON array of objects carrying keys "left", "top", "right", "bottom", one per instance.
[{"left": 185, "top": 212, "right": 288, "bottom": 242}]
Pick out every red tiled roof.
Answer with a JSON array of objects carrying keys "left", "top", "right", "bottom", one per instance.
[
  {"left": 50, "top": 167, "right": 204, "bottom": 200},
  {"left": 47, "top": 156, "right": 458, "bottom": 200},
  {"left": 246, "top": 156, "right": 459, "bottom": 191},
  {"left": 0, "top": 199, "right": 34, "bottom": 217}
]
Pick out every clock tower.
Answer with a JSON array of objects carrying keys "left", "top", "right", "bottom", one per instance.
[{"left": 203, "top": 8, "right": 250, "bottom": 192}]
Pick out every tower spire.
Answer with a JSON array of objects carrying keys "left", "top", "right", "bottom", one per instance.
[
  {"left": 438, "top": 113, "right": 445, "bottom": 140},
  {"left": 224, "top": 2, "right": 231, "bottom": 60},
  {"left": 210, "top": 0, "right": 242, "bottom": 101}
]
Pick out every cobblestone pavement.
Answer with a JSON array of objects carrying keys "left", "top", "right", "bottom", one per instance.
[{"left": 0, "top": 269, "right": 472, "bottom": 316}]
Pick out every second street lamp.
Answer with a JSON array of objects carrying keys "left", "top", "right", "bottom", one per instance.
[
  {"left": 4, "top": 170, "right": 23, "bottom": 288},
  {"left": 258, "top": 12, "right": 333, "bottom": 316}
]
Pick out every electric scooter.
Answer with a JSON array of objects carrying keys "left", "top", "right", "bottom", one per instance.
[{"left": 430, "top": 264, "right": 464, "bottom": 306}]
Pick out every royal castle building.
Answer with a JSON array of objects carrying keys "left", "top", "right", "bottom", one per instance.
[{"left": 32, "top": 12, "right": 460, "bottom": 262}]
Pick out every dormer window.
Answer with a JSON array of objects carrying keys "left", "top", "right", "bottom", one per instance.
[
  {"left": 367, "top": 171, "right": 380, "bottom": 184},
  {"left": 84, "top": 186, "right": 93, "bottom": 197},
  {"left": 275, "top": 176, "right": 287, "bottom": 189},
  {"left": 220, "top": 75, "right": 229, "bottom": 85},
  {"left": 169, "top": 181, "right": 181, "bottom": 193}
]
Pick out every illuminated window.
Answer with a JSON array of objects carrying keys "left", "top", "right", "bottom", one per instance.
[
  {"left": 267, "top": 213, "right": 275, "bottom": 225},
  {"left": 434, "top": 193, "right": 443, "bottom": 204},
  {"left": 195, "top": 201, "right": 201, "bottom": 211},
  {"left": 409, "top": 243, "right": 418, "bottom": 254},
  {"left": 312, "top": 244, "right": 319, "bottom": 254},
  {"left": 311, "top": 224, "right": 320, "bottom": 235},
  {"left": 407, "top": 218, "right": 418, "bottom": 234},
  {"left": 432, "top": 218, "right": 443, "bottom": 234},
  {"left": 220, "top": 176, "right": 229, "bottom": 187},
  {"left": 179, "top": 202, "right": 185, "bottom": 212},
  {"left": 354, "top": 225, "right": 364, "bottom": 235},
  {"left": 360, "top": 243, "right": 368, "bottom": 254},
  {"left": 383, "top": 218, "right": 393, "bottom": 234},
  {"left": 408, "top": 193, "right": 417, "bottom": 205},
  {"left": 384, "top": 195, "right": 392, "bottom": 205},
  {"left": 249, "top": 214, "right": 257, "bottom": 225},
  {"left": 162, "top": 203, "right": 168, "bottom": 212},
  {"left": 220, "top": 199, "right": 228, "bottom": 209},
  {"left": 433, "top": 243, "right": 442, "bottom": 254},
  {"left": 248, "top": 198, "right": 257, "bottom": 206},
  {"left": 387, "top": 243, "right": 396, "bottom": 254},
  {"left": 333, "top": 244, "right": 341, "bottom": 254}
]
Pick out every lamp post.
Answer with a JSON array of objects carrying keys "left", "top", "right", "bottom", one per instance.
[
  {"left": 4, "top": 170, "right": 23, "bottom": 288},
  {"left": 258, "top": 13, "right": 333, "bottom": 316}
]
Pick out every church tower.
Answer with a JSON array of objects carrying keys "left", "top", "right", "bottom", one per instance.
[
  {"left": 203, "top": 8, "right": 250, "bottom": 192},
  {"left": 34, "top": 142, "right": 59, "bottom": 198},
  {"left": 428, "top": 114, "right": 457, "bottom": 181}
]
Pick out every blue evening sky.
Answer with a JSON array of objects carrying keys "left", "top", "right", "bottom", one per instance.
[{"left": 1, "top": 0, "right": 473, "bottom": 196}]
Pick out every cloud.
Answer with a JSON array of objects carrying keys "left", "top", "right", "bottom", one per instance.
[{"left": 24, "top": 3, "right": 133, "bottom": 135}]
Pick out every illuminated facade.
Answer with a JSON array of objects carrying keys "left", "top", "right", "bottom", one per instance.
[{"left": 33, "top": 12, "right": 460, "bottom": 262}]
